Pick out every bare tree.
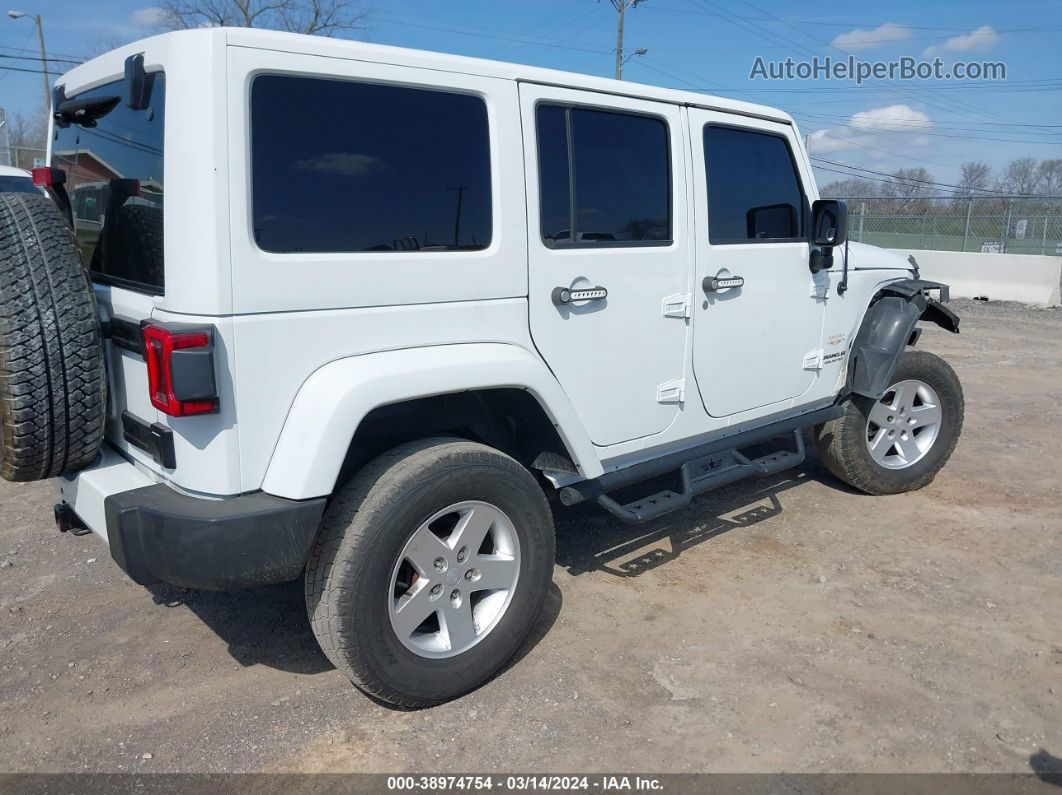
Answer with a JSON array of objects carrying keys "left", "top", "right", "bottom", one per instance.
[
  {"left": 7, "top": 107, "right": 48, "bottom": 170},
  {"left": 957, "top": 161, "right": 991, "bottom": 197},
  {"left": 882, "top": 168, "right": 936, "bottom": 212},
  {"left": 999, "top": 157, "right": 1041, "bottom": 196},
  {"left": 818, "top": 177, "right": 877, "bottom": 199},
  {"left": 158, "top": 0, "right": 372, "bottom": 35},
  {"left": 1037, "top": 159, "right": 1062, "bottom": 195}
]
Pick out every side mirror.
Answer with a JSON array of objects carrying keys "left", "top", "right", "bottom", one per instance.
[{"left": 810, "top": 199, "right": 848, "bottom": 247}]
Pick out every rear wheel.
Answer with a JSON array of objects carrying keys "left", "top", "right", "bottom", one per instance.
[
  {"left": 813, "top": 350, "right": 963, "bottom": 495},
  {"left": 305, "top": 438, "right": 555, "bottom": 708}
]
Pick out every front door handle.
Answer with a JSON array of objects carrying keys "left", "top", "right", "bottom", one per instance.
[
  {"left": 703, "top": 275, "right": 744, "bottom": 293},
  {"left": 552, "top": 286, "right": 608, "bottom": 305}
]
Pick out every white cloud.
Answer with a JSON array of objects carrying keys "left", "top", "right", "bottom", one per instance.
[
  {"left": 807, "top": 105, "right": 934, "bottom": 157},
  {"left": 924, "top": 25, "right": 998, "bottom": 57},
  {"left": 850, "top": 104, "right": 932, "bottom": 133},
  {"left": 831, "top": 22, "right": 912, "bottom": 52},
  {"left": 131, "top": 7, "right": 166, "bottom": 27}
]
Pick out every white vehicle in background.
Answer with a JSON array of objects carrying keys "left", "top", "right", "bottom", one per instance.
[
  {"left": 0, "top": 164, "right": 46, "bottom": 195},
  {"left": 0, "top": 29, "right": 963, "bottom": 708}
]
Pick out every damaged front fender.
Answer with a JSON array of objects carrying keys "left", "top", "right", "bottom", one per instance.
[{"left": 846, "top": 280, "right": 960, "bottom": 399}]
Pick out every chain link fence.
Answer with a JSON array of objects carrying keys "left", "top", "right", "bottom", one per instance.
[{"left": 838, "top": 197, "right": 1062, "bottom": 256}]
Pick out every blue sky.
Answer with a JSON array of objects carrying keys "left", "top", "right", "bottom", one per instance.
[{"left": 2, "top": 0, "right": 1060, "bottom": 192}]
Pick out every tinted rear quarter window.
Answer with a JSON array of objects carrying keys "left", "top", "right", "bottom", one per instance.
[
  {"left": 251, "top": 75, "right": 492, "bottom": 253},
  {"left": 704, "top": 126, "right": 804, "bottom": 244},
  {"left": 52, "top": 76, "right": 165, "bottom": 294},
  {"left": 537, "top": 104, "right": 671, "bottom": 245}
]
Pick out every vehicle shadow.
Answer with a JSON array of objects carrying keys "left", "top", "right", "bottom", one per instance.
[
  {"left": 1030, "top": 748, "right": 1062, "bottom": 787},
  {"left": 139, "top": 444, "right": 845, "bottom": 679},
  {"left": 147, "top": 578, "right": 335, "bottom": 675},
  {"left": 145, "top": 571, "right": 564, "bottom": 684},
  {"left": 554, "top": 467, "right": 814, "bottom": 578}
]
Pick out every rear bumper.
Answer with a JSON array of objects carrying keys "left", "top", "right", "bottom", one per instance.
[{"left": 55, "top": 447, "right": 326, "bottom": 590}]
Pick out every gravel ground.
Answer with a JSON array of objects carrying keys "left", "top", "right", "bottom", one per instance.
[{"left": 0, "top": 299, "right": 1060, "bottom": 774}]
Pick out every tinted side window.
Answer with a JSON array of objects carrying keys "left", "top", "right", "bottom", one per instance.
[
  {"left": 252, "top": 75, "right": 492, "bottom": 253},
  {"left": 537, "top": 104, "right": 671, "bottom": 245},
  {"left": 704, "top": 126, "right": 804, "bottom": 243}
]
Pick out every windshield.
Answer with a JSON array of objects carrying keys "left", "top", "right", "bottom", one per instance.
[
  {"left": 51, "top": 75, "right": 165, "bottom": 294},
  {"left": 0, "top": 175, "right": 40, "bottom": 194}
]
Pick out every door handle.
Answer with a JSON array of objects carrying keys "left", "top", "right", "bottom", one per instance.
[
  {"left": 552, "top": 286, "right": 608, "bottom": 305},
  {"left": 703, "top": 275, "right": 744, "bottom": 293}
]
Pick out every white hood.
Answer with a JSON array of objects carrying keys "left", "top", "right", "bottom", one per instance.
[{"left": 844, "top": 241, "right": 913, "bottom": 272}]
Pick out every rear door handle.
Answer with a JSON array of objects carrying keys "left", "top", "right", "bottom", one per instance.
[
  {"left": 552, "top": 286, "right": 608, "bottom": 305},
  {"left": 703, "top": 275, "right": 744, "bottom": 293}
]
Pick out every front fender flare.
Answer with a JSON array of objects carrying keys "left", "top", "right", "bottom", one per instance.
[
  {"left": 847, "top": 280, "right": 959, "bottom": 399},
  {"left": 261, "top": 343, "right": 602, "bottom": 500}
]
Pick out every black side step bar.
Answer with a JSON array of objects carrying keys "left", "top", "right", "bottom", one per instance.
[{"left": 558, "top": 405, "right": 841, "bottom": 525}]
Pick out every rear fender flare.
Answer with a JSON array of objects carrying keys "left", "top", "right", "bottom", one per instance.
[{"left": 261, "top": 343, "right": 602, "bottom": 500}]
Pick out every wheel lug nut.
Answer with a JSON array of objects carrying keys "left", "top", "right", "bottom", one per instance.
[
  {"left": 433, "top": 557, "right": 447, "bottom": 572},
  {"left": 429, "top": 584, "right": 442, "bottom": 598},
  {"left": 450, "top": 589, "right": 462, "bottom": 608},
  {"left": 456, "top": 547, "right": 469, "bottom": 564},
  {"left": 465, "top": 568, "right": 480, "bottom": 582}
]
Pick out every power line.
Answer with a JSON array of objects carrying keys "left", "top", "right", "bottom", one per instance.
[
  {"left": 0, "top": 53, "right": 83, "bottom": 65},
  {"left": 811, "top": 156, "right": 1037, "bottom": 196},
  {"left": 0, "top": 42, "right": 85, "bottom": 61},
  {"left": 644, "top": 3, "right": 1062, "bottom": 33},
  {"left": 372, "top": 13, "right": 612, "bottom": 56},
  {"left": 0, "top": 64, "right": 51, "bottom": 75},
  {"left": 798, "top": 110, "right": 1062, "bottom": 131},
  {"left": 811, "top": 132, "right": 969, "bottom": 171},
  {"left": 728, "top": 0, "right": 1021, "bottom": 129},
  {"left": 480, "top": 2, "right": 600, "bottom": 59},
  {"left": 628, "top": 57, "right": 1062, "bottom": 146},
  {"left": 792, "top": 114, "right": 1062, "bottom": 145}
]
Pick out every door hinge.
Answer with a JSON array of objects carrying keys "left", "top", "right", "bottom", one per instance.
[
  {"left": 656, "top": 377, "right": 686, "bottom": 404},
  {"left": 662, "top": 293, "right": 692, "bottom": 319},
  {"left": 803, "top": 349, "right": 824, "bottom": 370}
]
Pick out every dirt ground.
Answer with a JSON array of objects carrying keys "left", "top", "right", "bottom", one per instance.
[{"left": 0, "top": 299, "right": 1059, "bottom": 775}]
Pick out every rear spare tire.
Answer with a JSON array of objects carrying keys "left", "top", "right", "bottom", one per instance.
[{"left": 0, "top": 193, "right": 106, "bottom": 481}]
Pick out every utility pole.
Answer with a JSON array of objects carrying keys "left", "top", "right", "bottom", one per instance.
[
  {"left": 8, "top": 12, "right": 49, "bottom": 111},
  {"left": 611, "top": 0, "right": 645, "bottom": 80},
  {"left": 447, "top": 185, "right": 468, "bottom": 248}
]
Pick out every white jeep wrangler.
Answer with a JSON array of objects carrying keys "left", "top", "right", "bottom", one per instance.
[{"left": 0, "top": 29, "right": 963, "bottom": 707}]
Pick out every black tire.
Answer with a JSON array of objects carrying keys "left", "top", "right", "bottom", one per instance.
[
  {"left": 109, "top": 203, "right": 163, "bottom": 289},
  {"left": 813, "top": 350, "right": 963, "bottom": 495},
  {"left": 305, "top": 438, "right": 555, "bottom": 708},
  {"left": 0, "top": 193, "right": 106, "bottom": 482}
]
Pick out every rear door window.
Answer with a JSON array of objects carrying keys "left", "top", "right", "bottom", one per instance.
[
  {"left": 250, "top": 75, "right": 492, "bottom": 254},
  {"left": 52, "top": 75, "right": 165, "bottom": 294},
  {"left": 703, "top": 125, "right": 804, "bottom": 244}
]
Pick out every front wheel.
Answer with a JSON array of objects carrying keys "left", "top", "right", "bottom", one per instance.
[
  {"left": 305, "top": 438, "right": 555, "bottom": 708},
  {"left": 813, "top": 350, "right": 964, "bottom": 495}
]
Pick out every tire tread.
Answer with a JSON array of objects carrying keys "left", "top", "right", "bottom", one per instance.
[{"left": 0, "top": 193, "right": 106, "bottom": 481}]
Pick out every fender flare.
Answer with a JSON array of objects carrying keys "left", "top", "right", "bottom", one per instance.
[
  {"left": 847, "top": 279, "right": 960, "bottom": 399},
  {"left": 261, "top": 343, "right": 602, "bottom": 500}
]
